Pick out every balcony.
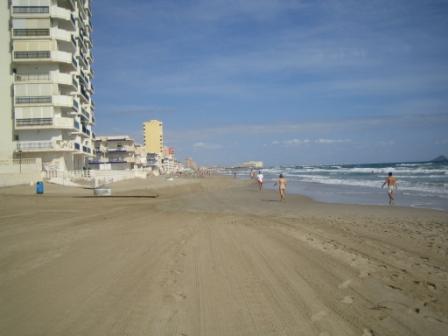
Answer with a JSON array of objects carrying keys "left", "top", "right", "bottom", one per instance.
[
  {"left": 15, "top": 117, "right": 53, "bottom": 127},
  {"left": 12, "top": 28, "right": 50, "bottom": 38},
  {"left": 107, "top": 146, "right": 136, "bottom": 153},
  {"left": 14, "top": 116, "right": 75, "bottom": 130},
  {"left": 13, "top": 49, "right": 77, "bottom": 69},
  {"left": 12, "top": 6, "right": 49, "bottom": 15},
  {"left": 15, "top": 96, "right": 52, "bottom": 105},
  {"left": 50, "top": 27, "right": 73, "bottom": 43},
  {"left": 53, "top": 117, "right": 75, "bottom": 129},
  {"left": 11, "top": 3, "right": 75, "bottom": 28},
  {"left": 15, "top": 140, "right": 75, "bottom": 152},
  {"left": 52, "top": 95, "right": 76, "bottom": 108}
]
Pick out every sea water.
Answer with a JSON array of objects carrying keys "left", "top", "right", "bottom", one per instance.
[{"left": 232, "top": 162, "right": 448, "bottom": 211}]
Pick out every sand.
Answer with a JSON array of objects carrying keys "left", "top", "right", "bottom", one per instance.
[{"left": 0, "top": 176, "right": 447, "bottom": 336}]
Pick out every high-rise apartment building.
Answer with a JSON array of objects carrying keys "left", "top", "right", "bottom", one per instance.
[
  {"left": 143, "top": 120, "right": 163, "bottom": 154},
  {"left": 0, "top": 0, "right": 95, "bottom": 171}
]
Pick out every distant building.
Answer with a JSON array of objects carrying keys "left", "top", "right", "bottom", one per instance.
[
  {"left": 143, "top": 120, "right": 163, "bottom": 155},
  {"left": 90, "top": 135, "right": 135, "bottom": 170},
  {"left": 134, "top": 144, "right": 147, "bottom": 168},
  {"left": 185, "top": 157, "right": 198, "bottom": 171},
  {"left": 241, "top": 161, "right": 263, "bottom": 169}
]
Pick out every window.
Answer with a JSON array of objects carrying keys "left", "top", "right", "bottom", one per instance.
[
  {"left": 15, "top": 96, "right": 52, "bottom": 104},
  {"left": 13, "top": 29, "right": 49, "bottom": 37},
  {"left": 14, "top": 51, "right": 50, "bottom": 59},
  {"left": 13, "top": 6, "right": 49, "bottom": 14}
]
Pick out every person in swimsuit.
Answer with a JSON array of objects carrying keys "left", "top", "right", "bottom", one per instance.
[
  {"left": 256, "top": 171, "right": 264, "bottom": 191},
  {"left": 382, "top": 172, "right": 398, "bottom": 205},
  {"left": 276, "top": 173, "right": 287, "bottom": 201}
]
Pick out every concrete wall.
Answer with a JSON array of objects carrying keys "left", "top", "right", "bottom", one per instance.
[
  {"left": 0, "top": 2, "right": 14, "bottom": 160},
  {"left": 0, "top": 158, "right": 43, "bottom": 187}
]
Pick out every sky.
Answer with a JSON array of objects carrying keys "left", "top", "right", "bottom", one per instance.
[{"left": 91, "top": 0, "right": 448, "bottom": 166}]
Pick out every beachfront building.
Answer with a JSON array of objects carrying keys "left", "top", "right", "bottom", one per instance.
[
  {"left": 90, "top": 136, "right": 136, "bottom": 170},
  {"left": 0, "top": 0, "right": 95, "bottom": 171},
  {"left": 134, "top": 144, "right": 147, "bottom": 168},
  {"left": 143, "top": 120, "right": 163, "bottom": 155}
]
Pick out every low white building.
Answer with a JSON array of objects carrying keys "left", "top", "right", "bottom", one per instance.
[{"left": 89, "top": 135, "right": 136, "bottom": 170}]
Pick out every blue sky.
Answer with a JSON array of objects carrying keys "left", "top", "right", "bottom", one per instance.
[{"left": 92, "top": 0, "right": 448, "bottom": 166}]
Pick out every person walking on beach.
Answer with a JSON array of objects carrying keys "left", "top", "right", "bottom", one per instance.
[
  {"left": 382, "top": 172, "right": 398, "bottom": 205},
  {"left": 274, "top": 174, "right": 287, "bottom": 201},
  {"left": 256, "top": 171, "right": 264, "bottom": 191}
]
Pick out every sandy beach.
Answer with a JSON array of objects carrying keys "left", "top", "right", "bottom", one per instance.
[{"left": 0, "top": 176, "right": 447, "bottom": 336}]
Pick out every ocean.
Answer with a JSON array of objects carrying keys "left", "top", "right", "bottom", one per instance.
[{"left": 229, "top": 161, "right": 448, "bottom": 212}]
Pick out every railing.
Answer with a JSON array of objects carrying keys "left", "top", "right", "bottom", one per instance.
[
  {"left": 15, "top": 73, "right": 50, "bottom": 81},
  {"left": 14, "top": 51, "right": 50, "bottom": 59},
  {"left": 82, "top": 126, "right": 91, "bottom": 136},
  {"left": 16, "top": 118, "right": 52, "bottom": 126},
  {"left": 16, "top": 141, "right": 53, "bottom": 150},
  {"left": 72, "top": 56, "right": 78, "bottom": 68},
  {"left": 13, "top": 28, "right": 49, "bottom": 37},
  {"left": 15, "top": 96, "right": 51, "bottom": 104},
  {"left": 54, "top": 118, "right": 74, "bottom": 129},
  {"left": 80, "top": 107, "right": 89, "bottom": 120},
  {"left": 13, "top": 6, "right": 49, "bottom": 14}
]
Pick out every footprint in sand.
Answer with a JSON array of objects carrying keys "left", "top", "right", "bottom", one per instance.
[
  {"left": 311, "top": 310, "right": 327, "bottom": 322},
  {"left": 342, "top": 296, "right": 354, "bottom": 304},
  {"left": 338, "top": 279, "right": 352, "bottom": 289},
  {"left": 362, "top": 329, "right": 375, "bottom": 336},
  {"left": 173, "top": 292, "right": 187, "bottom": 301},
  {"left": 359, "top": 270, "right": 370, "bottom": 278}
]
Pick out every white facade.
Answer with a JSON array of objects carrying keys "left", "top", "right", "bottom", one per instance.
[
  {"left": 1, "top": 0, "right": 94, "bottom": 171},
  {"left": 90, "top": 136, "right": 136, "bottom": 170}
]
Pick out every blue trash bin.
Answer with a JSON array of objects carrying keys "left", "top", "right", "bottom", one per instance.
[{"left": 36, "top": 181, "right": 44, "bottom": 194}]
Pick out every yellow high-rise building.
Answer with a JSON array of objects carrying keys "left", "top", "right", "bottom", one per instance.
[{"left": 143, "top": 120, "right": 163, "bottom": 154}]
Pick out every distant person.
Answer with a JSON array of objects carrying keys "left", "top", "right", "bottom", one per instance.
[
  {"left": 274, "top": 173, "right": 287, "bottom": 201},
  {"left": 382, "top": 172, "right": 398, "bottom": 205},
  {"left": 233, "top": 171, "right": 237, "bottom": 179},
  {"left": 250, "top": 169, "right": 256, "bottom": 179},
  {"left": 256, "top": 171, "right": 264, "bottom": 191}
]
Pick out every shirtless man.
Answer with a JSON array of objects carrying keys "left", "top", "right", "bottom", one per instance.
[
  {"left": 382, "top": 172, "right": 398, "bottom": 205},
  {"left": 276, "top": 174, "right": 287, "bottom": 201}
]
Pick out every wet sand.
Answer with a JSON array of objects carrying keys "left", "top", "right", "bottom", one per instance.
[{"left": 0, "top": 176, "right": 447, "bottom": 335}]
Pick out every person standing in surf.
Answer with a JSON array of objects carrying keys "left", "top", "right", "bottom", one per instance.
[
  {"left": 274, "top": 174, "right": 287, "bottom": 201},
  {"left": 382, "top": 172, "right": 398, "bottom": 205},
  {"left": 256, "top": 171, "right": 264, "bottom": 191}
]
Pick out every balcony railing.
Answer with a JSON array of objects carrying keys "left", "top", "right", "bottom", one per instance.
[
  {"left": 14, "top": 51, "right": 50, "bottom": 59},
  {"left": 15, "top": 73, "right": 50, "bottom": 82},
  {"left": 16, "top": 141, "right": 53, "bottom": 150},
  {"left": 16, "top": 140, "right": 74, "bottom": 151},
  {"left": 13, "top": 28, "right": 50, "bottom": 37},
  {"left": 15, "top": 96, "right": 51, "bottom": 104},
  {"left": 13, "top": 6, "right": 49, "bottom": 14},
  {"left": 16, "top": 118, "right": 52, "bottom": 127}
]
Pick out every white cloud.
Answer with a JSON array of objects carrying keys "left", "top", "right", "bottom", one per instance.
[
  {"left": 193, "top": 142, "right": 223, "bottom": 150},
  {"left": 272, "top": 138, "right": 351, "bottom": 147}
]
